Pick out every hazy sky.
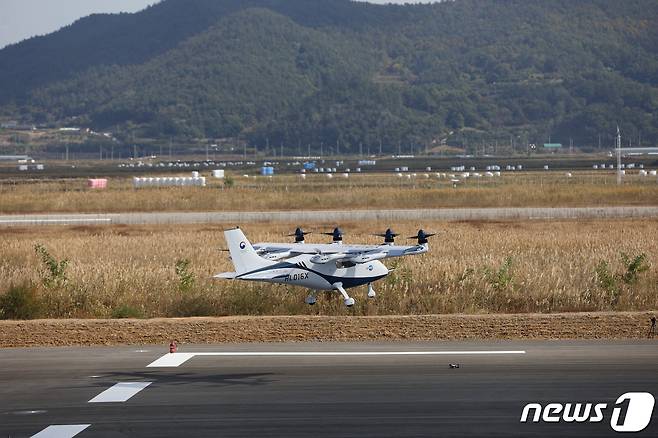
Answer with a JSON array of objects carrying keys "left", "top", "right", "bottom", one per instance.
[{"left": 0, "top": 0, "right": 436, "bottom": 49}]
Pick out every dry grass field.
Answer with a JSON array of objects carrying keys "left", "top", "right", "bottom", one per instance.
[
  {"left": 1, "top": 219, "right": 656, "bottom": 319},
  {"left": 1, "top": 172, "right": 657, "bottom": 213}
]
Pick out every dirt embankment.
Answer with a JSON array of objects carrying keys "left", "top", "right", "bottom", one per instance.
[{"left": 1, "top": 312, "right": 657, "bottom": 348}]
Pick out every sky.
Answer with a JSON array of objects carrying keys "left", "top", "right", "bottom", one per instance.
[{"left": 0, "top": 0, "right": 437, "bottom": 49}]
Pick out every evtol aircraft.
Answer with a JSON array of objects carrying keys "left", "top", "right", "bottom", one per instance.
[{"left": 215, "top": 227, "right": 433, "bottom": 307}]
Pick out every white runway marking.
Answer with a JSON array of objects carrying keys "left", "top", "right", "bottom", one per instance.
[
  {"left": 31, "top": 425, "right": 90, "bottom": 438},
  {"left": 147, "top": 350, "right": 526, "bottom": 367},
  {"left": 88, "top": 382, "right": 152, "bottom": 403}
]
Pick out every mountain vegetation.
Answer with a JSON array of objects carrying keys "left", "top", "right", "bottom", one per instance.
[{"left": 0, "top": 0, "right": 657, "bottom": 153}]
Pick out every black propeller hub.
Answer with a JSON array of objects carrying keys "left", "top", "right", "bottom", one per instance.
[
  {"left": 323, "top": 227, "right": 343, "bottom": 242},
  {"left": 374, "top": 228, "right": 399, "bottom": 244},
  {"left": 408, "top": 229, "right": 436, "bottom": 245},
  {"left": 288, "top": 227, "right": 310, "bottom": 243}
]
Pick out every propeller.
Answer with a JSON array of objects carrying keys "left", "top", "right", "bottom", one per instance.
[
  {"left": 373, "top": 228, "right": 399, "bottom": 244},
  {"left": 322, "top": 227, "right": 343, "bottom": 243},
  {"left": 287, "top": 227, "right": 311, "bottom": 243},
  {"left": 407, "top": 229, "right": 436, "bottom": 245}
]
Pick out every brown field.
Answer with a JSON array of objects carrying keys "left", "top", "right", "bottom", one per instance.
[
  {"left": 1, "top": 172, "right": 657, "bottom": 213},
  {"left": 1, "top": 219, "right": 656, "bottom": 319},
  {"left": 1, "top": 312, "right": 656, "bottom": 348}
]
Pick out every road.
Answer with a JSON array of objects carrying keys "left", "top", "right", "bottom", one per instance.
[
  {"left": 1, "top": 206, "right": 658, "bottom": 226},
  {"left": 1, "top": 340, "right": 657, "bottom": 437}
]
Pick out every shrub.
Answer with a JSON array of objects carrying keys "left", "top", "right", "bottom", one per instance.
[
  {"left": 175, "top": 259, "right": 195, "bottom": 292},
  {"left": 485, "top": 257, "right": 514, "bottom": 292},
  {"left": 34, "top": 243, "right": 69, "bottom": 288},
  {"left": 620, "top": 253, "right": 650, "bottom": 285},
  {"left": 0, "top": 283, "right": 42, "bottom": 320},
  {"left": 111, "top": 304, "right": 143, "bottom": 319}
]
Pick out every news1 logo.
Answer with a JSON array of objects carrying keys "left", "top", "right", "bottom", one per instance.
[{"left": 520, "top": 392, "right": 655, "bottom": 432}]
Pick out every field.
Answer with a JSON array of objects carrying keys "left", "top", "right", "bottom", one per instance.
[
  {"left": 1, "top": 219, "right": 656, "bottom": 319},
  {"left": 1, "top": 172, "right": 658, "bottom": 213}
]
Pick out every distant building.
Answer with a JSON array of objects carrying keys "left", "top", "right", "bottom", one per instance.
[
  {"left": 1, "top": 121, "right": 35, "bottom": 130},
  {"left": 0, "top": 155, "right": 32, "bottom": 161}
]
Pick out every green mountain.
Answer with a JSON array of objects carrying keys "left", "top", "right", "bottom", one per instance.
[{"left": 1, "top": 0, "right": 657, "bottom": 152}]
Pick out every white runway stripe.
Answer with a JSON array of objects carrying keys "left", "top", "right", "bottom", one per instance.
[
  {"left": 88, "top": 382, "right": 152, "bottom": 403},
  {"left": 31, "top": 425, "right": 90, "bottom": 438},
  {"left": 147, "top": 350, "right": 526, "bottom": 367}
]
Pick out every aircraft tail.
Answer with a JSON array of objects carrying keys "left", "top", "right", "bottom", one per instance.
[{"left": 224, "top": 227, "right": 273, "bottom": 275}]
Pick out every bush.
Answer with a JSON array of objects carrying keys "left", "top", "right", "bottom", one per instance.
[
  {"left": 175, "top": 258, "right": 195, "bottom": 292},
  {"left": 111, "top": 304, "right": 143, "bottom": 319},
  {"left": 34, "top": 243, "right": 69, "bottom": 288},
  {"left": 0, "top": 283, "right": 42, "bottom": 320},
  {"left": 620, "top": 253, "right": 650, "bottom": 285},
  {"left": 485, "top": 257, "right": 514, "bottom": 292}
]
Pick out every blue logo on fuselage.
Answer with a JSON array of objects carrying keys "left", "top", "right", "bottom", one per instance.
[
  {"left": 239, "top": 241, "right": 246, "bottom": 249},
  {"left": 368, "top": 265, "right": 374, "bottom": 271}
]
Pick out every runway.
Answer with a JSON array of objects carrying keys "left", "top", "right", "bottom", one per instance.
[
  {"left": 1, "top": 206, "right": 658, "bottom": 226},
  {"left": 1, "top": 341, "right": 657, "bottom": 437}
]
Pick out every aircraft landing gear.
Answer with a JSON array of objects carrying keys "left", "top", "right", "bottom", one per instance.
[
  {"left": 333, "top": 283, "right": 355, "bottom": 307},
  {"left": 367, "top": 283, "right": 376, "bottom": 299},
  {"left": 305, "top": 292, "right": 317, "bottom": 306}
]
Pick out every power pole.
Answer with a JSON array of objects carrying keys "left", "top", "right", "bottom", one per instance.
[{"left": 616, "top": 126, "right": 622, "bottom": 186}]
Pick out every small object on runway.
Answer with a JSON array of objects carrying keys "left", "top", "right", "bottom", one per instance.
[
  {"left": 449, "top": 363, "right": 460, "bottom": 369},
  {"left": 169, "top": 341, "right": 177, "bottom": 353}
]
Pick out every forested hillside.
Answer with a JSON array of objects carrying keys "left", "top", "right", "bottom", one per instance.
[{"left": 1, "top": 0, "right": 657, "bottom": 152}]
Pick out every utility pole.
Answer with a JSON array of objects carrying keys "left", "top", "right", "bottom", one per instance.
[
  {"left": 379, "top": 138, "right": 382, "bottom": 156},
  {"left": 616, "top": 126, "right": 622, "bottom": 186},
  {"left": 65, "top": 144, "right": 69, "bottom": 161},
  {"left": 320, "top": 141, "right": 323, "bottom": 158}
]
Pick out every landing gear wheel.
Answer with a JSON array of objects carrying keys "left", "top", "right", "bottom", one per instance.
[
  {"left": 305, "top": 294, "right": 317, "bottom": 306},
  {"left": 344, "top": 297, "right": 355, "bottom": 307},
  {"left": 367, "top": 283, "right": 376, "bottom": 299}
]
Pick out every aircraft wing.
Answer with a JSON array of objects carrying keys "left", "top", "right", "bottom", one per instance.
[{"left": 253, "top": 242, "right": 428, "bottom": 263}]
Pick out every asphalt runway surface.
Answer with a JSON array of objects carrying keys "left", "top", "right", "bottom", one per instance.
[
  {"left": 1, "top": 206, "right": 658, "bottom": 227},
  {"left": 1, "top": 341, "right": 657, "bottom": 437}
]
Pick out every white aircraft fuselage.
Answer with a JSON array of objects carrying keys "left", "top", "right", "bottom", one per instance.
[{"left": 235, "top": 254, "right": 389, "bottom": 291}]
